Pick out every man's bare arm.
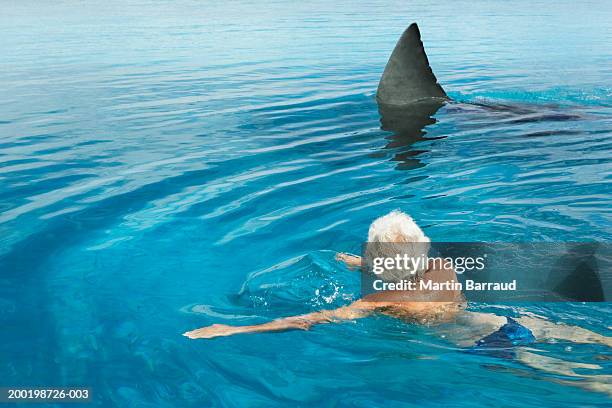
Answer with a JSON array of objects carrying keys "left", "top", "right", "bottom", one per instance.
[
  {"left": 183, "top": 301, "right": 375, "bottom": 339},
  {"left": 335, "top": 252, "right": 362, "bottom": 270}
]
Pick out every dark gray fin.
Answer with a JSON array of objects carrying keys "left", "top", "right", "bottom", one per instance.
[
  {"left": 548, "top": 243, "right": 606, "bottom": 302},
  {"left": 377, "top": 23, "right": 448, "bottom": 106},
  {"left": 554, "top": 261, "right": 605, "bottom": 302}
]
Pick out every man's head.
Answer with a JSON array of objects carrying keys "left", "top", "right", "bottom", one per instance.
[{"left": 366, "top": 210, "right": 430, "bottom": 282}]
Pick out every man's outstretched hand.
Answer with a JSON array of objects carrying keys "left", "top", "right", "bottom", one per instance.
[
  {"left": 183, "top": 324, "right": 242, "bottom": 339},
  {"left": 335, "top": 252, "right": 362, "bottom": 269},
  {"left": 183, "top": 318, "right": 313, "bottom": 340}
]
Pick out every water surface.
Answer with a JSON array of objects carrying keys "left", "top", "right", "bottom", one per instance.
[{"left": 1, "top": 1, "right": 611, "bottom": 406}]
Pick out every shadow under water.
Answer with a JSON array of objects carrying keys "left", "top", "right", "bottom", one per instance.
[
  {"left": 376, "top": 98, "right": 587, "bottom": 171},
  {"left": 376, "top": 100, "right": 445, "bottom": 170}
]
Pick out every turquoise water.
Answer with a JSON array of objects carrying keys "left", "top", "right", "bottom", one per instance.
[{"left": 1, "top": 1, "right": 611, "bottom": 406}]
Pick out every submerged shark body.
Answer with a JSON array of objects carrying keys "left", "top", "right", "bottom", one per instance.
[
  {"left": 376, "top": 23, "right": 586, "bottom": 158},
  {"left": 376, "top": 23, "right": 583, "bottom": 125},
  {"left": 375, "top": 23, "right": 607, "bottom": 301}
]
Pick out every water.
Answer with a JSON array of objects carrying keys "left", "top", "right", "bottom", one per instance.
[{"left": 1, "top": 1, "right": 611, "bottom": 406}]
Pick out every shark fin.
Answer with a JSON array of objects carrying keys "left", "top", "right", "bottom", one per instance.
[{"left": 377, "top": 23, "right": 447, "bottom": 106}]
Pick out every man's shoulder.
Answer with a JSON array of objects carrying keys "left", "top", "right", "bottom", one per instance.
[{"left": 426, "top": 259, "right": 458, "bottom": 282}]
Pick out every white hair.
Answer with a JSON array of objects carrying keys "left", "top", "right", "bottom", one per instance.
[{"left": 366, "top": 210, "right": 431, "bottom": 282}]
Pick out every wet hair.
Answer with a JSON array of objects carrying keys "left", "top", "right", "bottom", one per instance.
[{"left": 366, "top": 210, "right": 431, "bottom": 282}]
